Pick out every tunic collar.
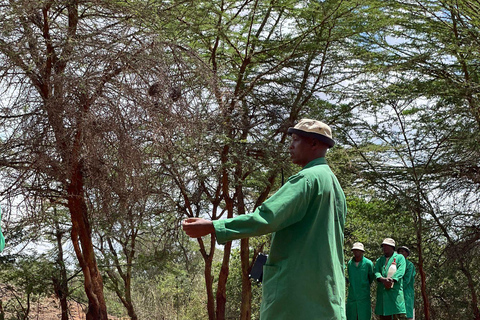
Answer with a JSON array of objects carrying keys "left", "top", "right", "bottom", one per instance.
[
  {"left": 351, "top": 256, "right": 364, "bottom": 267},
  {"left": 302, "top": 157, "right": 327, "bottom": 170},
  {"left": 382, "top": 252, "right": 398, "bottom": 272}
]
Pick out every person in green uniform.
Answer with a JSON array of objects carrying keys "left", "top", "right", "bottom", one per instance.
[
  {"left": 0, "top": 205, "right": 5, "bottom": 253},
  {"left": 182, "top": 119, "right": 347, "bottom": 320},
  {"left": 346, "top": 242, "right": 374, "bottom": 320},
  {"left": 374, "top": 238, "right": 406, "bottom": 320},
  {"left": 398, "top": 246, "right": 415, "bottom": 320}
]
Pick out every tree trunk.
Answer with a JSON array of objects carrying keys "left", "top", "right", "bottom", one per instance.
[
  {"left": 124, "top": 300, "right": 137, "bottom": 320},
  {"left": 240, "top": 238, "right": 252, "bottom": 320},
  {"left": 105, "top": 231, "right": 139, "bottom": 320},
  {"left": 415, "top": 215, "right": 431, "bottom": 320},
  {"left": 25, "top": 293, "right": 31, "bottom": 320},
  {"left": 123, "top": 262, "right": 138, "bottom": 320},
  {"left": 54, "top": 219, "right": 69, "bottom": 320},
  {"left": 68, "top": 162, "right": 108, "bottom": 320},
  {"left": 198, "top": 237, "right": 216, "bottom": 320},
  {"left": 106, "top": 269, "right": 138, "bottom": 320},
  {"left": 458, "top": 260, "right": 480, "bottom": 320},
  {"left": 0, "top": 301, "right": 4, "bottom": 320},
  {"left": 216, "top": 240, "right": 232, "bottom": 320},
  {"left": 214, "top": 147, "right": 236, "bottom": 320},
  {"left": 423, "top": 197, "right": 480, "bottom": 320}
]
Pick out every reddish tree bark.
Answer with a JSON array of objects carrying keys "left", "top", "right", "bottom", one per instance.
[
  {"left": 68, "top": 161, "right": 108, "bottom": 320},
  {"left": 415, "top": 213, "right": 431, "bottom": 320},
  {"left": 240, "top": 238, "right": 252, "bottom": 320},
  {"left": 198, "top": 236, "right": 216, "bottom": 320},
  {"left": 53, "top": 219, "right": 69, "bottom": 320}
]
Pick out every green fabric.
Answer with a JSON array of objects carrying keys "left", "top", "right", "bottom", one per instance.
[
  {"left": 213, "top": 157, "right": 347, "bottom": 320},
  {"left": 403, "top": 259, "right": 415, "bottom": 318},
  {"left": 374, "top": 252, "right": 406, "bottom": 316},
  {"left": 346, "top": 256, "right": 374, "bottom": 320},
  {"left": 0, "top": 205, "right": 5, "bottom": 252}
]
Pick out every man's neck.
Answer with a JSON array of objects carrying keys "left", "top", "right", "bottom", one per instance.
[{"left": 354, "top": 256, "right": 362, "bottom": 262}]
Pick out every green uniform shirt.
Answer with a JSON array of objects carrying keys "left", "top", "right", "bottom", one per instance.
[
  {"left": 0, "top": 205, "right": 5, "bottom": 252},
  {"left": 213, "top": 157, "right": 347, "bottom": 320},
  {"left": 346, "top": 256, "right": 374, "bottom": 320},
  {"left": 403, "top": 259, "right": 416, "bottom": 318},
  {"left": 374, "top": 252, "right": 406, "bottom": 316}
]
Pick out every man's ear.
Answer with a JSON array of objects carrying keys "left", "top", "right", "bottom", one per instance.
[
  {"left": 311, "top": 138, "right": 323, "bottom": 149},
  {"left": 311, "top": 139, "right": 329, "bottom": 152}
]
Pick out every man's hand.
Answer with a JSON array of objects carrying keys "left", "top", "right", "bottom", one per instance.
[
  {"left": 381, "top": 277, "right": 395, "bottom": 289},
  {"left": 182, "top": 218, "right": 215, "bottom": 238},
  {"left": 378, "top": 277, "right": 394, "bottom": 289}
]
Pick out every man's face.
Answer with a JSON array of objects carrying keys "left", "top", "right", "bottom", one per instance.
[
  {"left": 289, "top": 133, "right": 314, "bottom": 167},
  {"left": 398, "top": 249, "right": 409, "bottom": 259},
  {"left": 382, "top": 244, "right": 394, "bottom": 256},
  {"left": 352, "top": 249, "right": 364, "bottom": 260}
]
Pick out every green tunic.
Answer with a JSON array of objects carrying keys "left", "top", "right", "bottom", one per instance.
[
  {"left": 0, "top": 206, "right": 5, "bottom": 252},
  {"left": 213, "top": 158, "right": 347, "bottom": 320},
  {"left": 403, "top": 259, "right": 416, "bottom": 318},
  {"left": 374, "top": 252, "right": 406, "bottom": 316},
  {"left": 346, "top": 256, "right": 374, "bottom": 320}
]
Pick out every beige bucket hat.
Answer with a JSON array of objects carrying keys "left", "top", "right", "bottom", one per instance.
[
  {"left": 287, "top": 119, "right": 335, "bottom": 148},
  {"left": 397, "top": 246, "right": 411, "bottom": 256},
  {"left": 381, "top": 238, "right": 396, "bottom": 248},
  {"left": 351, "top": 242, "right": 365, "bottom": 252}
]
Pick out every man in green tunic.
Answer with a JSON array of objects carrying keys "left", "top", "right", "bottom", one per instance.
[
  {"left": 183, "top": 119, "right": 347, "bottom": 320},
  {"left": 0, "top": 205, "right": 5, "bottom": 253},
  {"left": 374, "top": 238, "right": 407, "bottom": 320},
  {"left": 346, "top": 242, "right": 374, "bottom": 320},
  {"left": 397, "top": 246, "right": 415, "bottom": 319}
]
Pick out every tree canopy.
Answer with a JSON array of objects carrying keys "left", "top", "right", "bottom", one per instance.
[{"left": 0, "top": 0, "right": 479, "bottom": 319}]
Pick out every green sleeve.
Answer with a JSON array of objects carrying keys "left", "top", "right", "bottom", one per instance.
[
  {"left": 368, "top": 260, "right": 375, "bottom": 284},
  {"left": 213, "top": 173, "right": 310, "bottom": 245},
  {"left": 403, "top": 260, "right": 414, "bottom": 285},
  {"left": 392, "top": 254, "right": 406, "bottom": 282},
  {"left": 374, "top": 257, "right": 383, "bottom": 279},
  {"left": 0, "top": 206, "right": 5, "bottom": 252},
  {"left": 346, "top": 260, "right": 352, "bottom": 284}
]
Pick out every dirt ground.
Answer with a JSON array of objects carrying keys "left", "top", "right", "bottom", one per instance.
[
  {"left": 0, "top": 288, "right": 126, "bottom": 320},
  {"left": 28, "top": 298, "right": 127, "bottom": 320}
]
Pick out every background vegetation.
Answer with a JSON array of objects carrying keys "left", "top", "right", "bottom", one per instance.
[{"left": 0, "top": 0, "right": 479, "bottom": 319}]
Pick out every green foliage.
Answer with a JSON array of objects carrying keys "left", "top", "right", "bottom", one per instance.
[
  {"left": 0, "top": 255, "right": 55, "bottom": 319},
  {"left": 1, "top": 0, "right": 480, "bottom": 319},
  {"left": 129, "top": 271, "right": 207, "bottom": 320},
  {"left": 223, "top": 249, "right": 263, "bottom": 320},
  {"left": 339, "top": 1, "right": 480, "bottom": 318}
]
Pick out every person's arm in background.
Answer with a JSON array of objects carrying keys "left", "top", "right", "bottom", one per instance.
[
  {"left": 403, "top": 261, "right": 414, "bottom": 286},
  {"left": 345, "top": 261, "right": 350, "bottom": 285},
  {"left": 368, "top": 260, "right": 375, "bottom": 284},
  {"left": 0, "top": 205, "right": 5, "bottom": 252},
  {"left": 374, "top": 257, "right": 383, "bottom": 280}
]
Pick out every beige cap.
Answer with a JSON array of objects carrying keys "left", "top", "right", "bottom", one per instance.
[
  {"left": 287, "top": 119, "right": 335, "bottom": 148},
  {"left": 352, "top": 242, "right": 365, "bottom": 252},
  {"left": 381, "top": 238, "right": 395, "bottom": 248},
  {"left": 397, "top": 246, "right": 410, "bottom": 256}
]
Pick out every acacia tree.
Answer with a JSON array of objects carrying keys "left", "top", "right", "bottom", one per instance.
[
  {"left": 0, "top": 1, "right": 185, "bottom": 318},
  {"left": 138, "top": 0, "right": 375, "bottom": 319},
  {"left": 339, "top": 1, "right": 480, "bottom": 318},
  {"left": 395, "top": 2, "right": 480, "bottom": 318},
  {"left": 91, "top": 141, "right": 183, "bottom": 320}
]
